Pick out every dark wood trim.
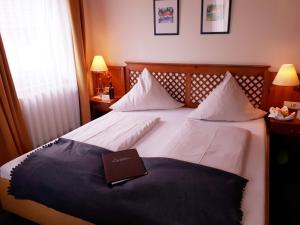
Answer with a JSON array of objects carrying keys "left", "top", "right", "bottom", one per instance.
[
  {"left": 185, "top": 73, "right": 192, "bottom": 106},
  {"left": 125, "top": 61, "right": 269, "bottom": 68},
  {"left": 261, "top": 69, "right": 272, "bottom": 111}
]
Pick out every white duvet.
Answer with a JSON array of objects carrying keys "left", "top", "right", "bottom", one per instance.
[
  {"left": 160, "top": 119, "right": 251, "bottom": 175},
  {"left": 63, "top": 112, "right": 160, "bottom": 151}
]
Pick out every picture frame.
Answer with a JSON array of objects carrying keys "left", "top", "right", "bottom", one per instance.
[
  {"left": 201, "top": 0, "right": 232, "bottom": 34},
  {"left": 153, "top": 0, "right": 179, "bottom": 35}
]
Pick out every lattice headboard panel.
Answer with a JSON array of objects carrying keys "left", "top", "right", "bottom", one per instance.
[
  {"left": 129, "top": 70, "right": 186, "bottom": 103},
  {"left": 125, "top": 62, "right": 271, "bottom": 110},
  {"left": 190, "top": 73, "right": 264, "bottom": 108}
]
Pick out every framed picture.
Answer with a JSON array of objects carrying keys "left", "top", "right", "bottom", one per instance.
[
  {"left": 201, "top": 0, "right": 232, "bottom": 34},
  {"left": 154, "top": 0, "right": 179, "bottom": 35}
]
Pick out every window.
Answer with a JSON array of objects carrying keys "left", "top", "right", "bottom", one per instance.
[{"left": 0, "top": 0, "right": 80, "bottom": 147}]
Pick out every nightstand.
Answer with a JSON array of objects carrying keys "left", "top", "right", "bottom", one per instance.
[
  {"left": 269, "top": 118, "right": 300, "bottom": 136},
  {"left": 269, "top": 118, "right": 300, "bottom": 225},
  {"left": 90, "top": 95, "right": 120, "bottom": 119}
]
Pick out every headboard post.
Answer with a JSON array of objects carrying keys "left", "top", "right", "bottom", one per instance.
[
  {"left": 261, "top": 70, "right": 272, "bottom": 111},
  {"left": 185, "top": 73, "right": 192, "bottom": 107}
]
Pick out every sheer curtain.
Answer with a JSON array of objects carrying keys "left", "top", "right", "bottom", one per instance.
[{"left": 0, "top": 0, "right": 80, "bottom": 148}]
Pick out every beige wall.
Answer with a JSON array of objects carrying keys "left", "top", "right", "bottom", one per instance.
[{"left": 83, "top": 0, "right": 300, "bottom": 72}]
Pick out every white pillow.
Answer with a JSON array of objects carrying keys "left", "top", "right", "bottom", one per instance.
[
  {"left": 110, "top": 68, "right": 184, "bottom": 111},
  {"left": 188, "top": 71, "right": 266, "bottom": 121}
]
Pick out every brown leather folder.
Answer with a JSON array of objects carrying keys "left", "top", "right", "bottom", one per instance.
[{"left": 102, "top": 149, "right": 147, "bottom": 186}]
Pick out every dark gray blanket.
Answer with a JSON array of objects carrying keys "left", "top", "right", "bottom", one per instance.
[{"left": 9, "top": 138, "right": 247, "bottom": 225}]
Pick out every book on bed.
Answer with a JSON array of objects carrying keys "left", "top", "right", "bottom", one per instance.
[{"left": 102, "top": 149, "right": 147, "bottom": 186}]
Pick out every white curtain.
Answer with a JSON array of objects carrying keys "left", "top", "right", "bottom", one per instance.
[{"left": 0, "top": 0, "right": 80, "bottom": 148}]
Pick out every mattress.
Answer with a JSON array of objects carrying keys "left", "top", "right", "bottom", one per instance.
[{"left": 0, "top": 107, "right": 267, "bottom": 225}]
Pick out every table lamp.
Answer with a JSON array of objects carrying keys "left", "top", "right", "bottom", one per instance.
[
  {"left": 273, "top": 64, "right": 299, "bottom": 87},
  {"left": 271, "top": 64, "right": 300, "bottom": 120},
  {"left": 90, "top": 55, "right": 108, "bottom": 96}
]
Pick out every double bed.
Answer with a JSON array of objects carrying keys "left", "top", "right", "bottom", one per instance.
[{"left": 0, "top": 62, "right": 271, "bottom": 225}]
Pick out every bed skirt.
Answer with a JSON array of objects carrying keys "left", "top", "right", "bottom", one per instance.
[{"left": 0, "top": 178, "right": 93, "bottom": 225}]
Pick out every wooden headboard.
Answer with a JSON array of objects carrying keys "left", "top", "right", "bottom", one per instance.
[{"left": 125, "top": 62, "right": 271, "bottom": 110}]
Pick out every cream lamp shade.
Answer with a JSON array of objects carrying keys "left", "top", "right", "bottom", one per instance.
[
  {"left": 90, "top": 55, "right": 108, "bottom": 72},
  {"left": 272, "top": 64, "right": 299, "bottom": 86}
]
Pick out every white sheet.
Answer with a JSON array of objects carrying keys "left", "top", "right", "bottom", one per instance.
[
  {"left": 160, "top": 119, "right": 251, "bottom": 175},
  {"left": 0, "top": 107, "right": 266, "bottom": 225}
]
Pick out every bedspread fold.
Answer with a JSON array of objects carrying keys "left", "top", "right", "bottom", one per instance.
[{"left": 63, "top": 113, "right": 160, "bottom": 151}]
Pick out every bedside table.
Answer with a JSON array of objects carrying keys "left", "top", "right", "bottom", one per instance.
[
  {"left": 269, "top": 118, "right": 300, "bottom": 136},
  {"left": 90, "top": 95, "right": 120, "bottom": 119},
  {"left": 269, "top": 118, "right": 300, "bottom": 225}
]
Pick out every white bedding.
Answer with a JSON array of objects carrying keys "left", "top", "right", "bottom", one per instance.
[
  {"left": 0, "top": 107, "right": 266, "bottom": 225},
  {"left": 160, "top": 119, "right": 251, "bottom": 175},
  {"left": 63, "top": 113, "right": 160, "bottom": 151}
]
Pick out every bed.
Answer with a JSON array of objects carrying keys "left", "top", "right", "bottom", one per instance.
[{"left": 0, "top": 62, "right": 271, "bottom": 225}]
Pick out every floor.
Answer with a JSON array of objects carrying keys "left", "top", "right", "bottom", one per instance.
[{"left": 0, "top": 209, "right": 36, "bottom": 225}]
